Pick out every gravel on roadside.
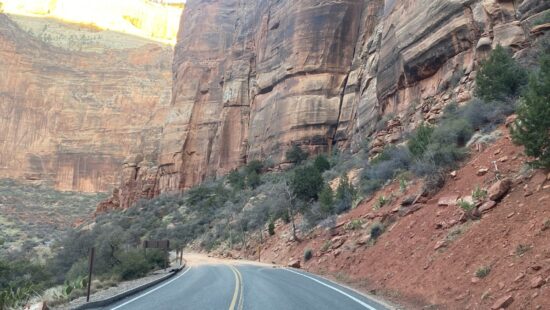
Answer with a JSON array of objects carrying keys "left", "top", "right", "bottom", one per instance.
[{"left": 52, "top": 268, "right": 175, "bottom": 310}]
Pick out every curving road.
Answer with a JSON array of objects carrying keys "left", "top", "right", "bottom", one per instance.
[{"left": 102, "top": 259, "right": 391, "bottom": 310}]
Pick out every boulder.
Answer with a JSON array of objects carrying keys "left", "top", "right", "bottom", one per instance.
[
  {"left": 331, "top": 236, "right": 346, "bottom": 250},
  {"left": 491, "top": 295, "right": 514, "bottom": 309},
  {"left": 488, "top": 179, "right": 512, "bottom": 201},
  {"left": 530, "top": 276, "right": 546, "bottom": 288},
  {"left": 478, "top": 200, "right": 497, "bottom": 213},
  {"left": 438, "top": 195, "right": 459, "bottom": 206},
  {"left": 477, "top": 168, "right": 489, "bottom": 176},
  {"left": 287, "top": 259, "right": 301, "bottom": 268}
]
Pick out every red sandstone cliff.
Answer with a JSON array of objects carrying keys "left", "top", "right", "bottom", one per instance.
[
  {"left": 111, "top": 0, "right": 549, "bottom": 210},
  {"left": 0, "top": 14, "right": 172, "bottom": 192}
]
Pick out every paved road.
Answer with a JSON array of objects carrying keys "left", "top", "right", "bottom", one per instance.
[{"left": 103, "top": 262, "right": 391, "bottom": 310}]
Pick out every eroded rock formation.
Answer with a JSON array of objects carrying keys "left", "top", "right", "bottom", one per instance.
[
  {"left": 0, "top": 14, "right": 172, "bottom": 192},
  {"left": 106, "top": 0, "right": 548, "bottom": 209}
]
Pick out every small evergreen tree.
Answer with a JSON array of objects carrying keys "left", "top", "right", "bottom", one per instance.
[
  {"left": 334, "top": 175, "right": 356, "bottom": 213},
  {"left": 290, "top": 165, "right": 324, "bottom": 201},
  {"left": 313, "top": 154, "right": 331, "bottom": 172},
  {"left": 475, "top": 45, "right": 527, "bottom": 101},
  {"left": 511, "top": 54, "right": 550, "bottom": 169},
  {"left": 318, "top": 185, "right": 334, "bottom": 214},
  {"left": 286, "top": 144, "right": 308, "bottom": 164},
  {"left": 268, "top": 220, "right": 275, "bottom": 236}
]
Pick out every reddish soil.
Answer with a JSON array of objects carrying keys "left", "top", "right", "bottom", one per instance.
[{"left": 222, "top": 128, "right": 550, "bottom": 309}]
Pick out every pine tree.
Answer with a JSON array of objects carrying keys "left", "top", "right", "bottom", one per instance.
[
  {"left": 511, "top": 54, "right": 550, "bottom": 169},
  {"left": 476, "top": 45, "right": 527, "bottom": 101}
]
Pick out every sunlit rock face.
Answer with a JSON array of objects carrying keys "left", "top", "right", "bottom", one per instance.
[
  {"left": 1, "top": 0, "right": 183, "bottom": 44},
  {"left": 0, "top": 14, "right": 172, "bottom": 192}
]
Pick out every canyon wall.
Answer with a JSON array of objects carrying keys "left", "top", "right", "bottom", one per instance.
[
  {"left": 0, "top": 14, "right": 172, "bottom": 192},
  {"left": 103, "top": 0, "right": 549, "bottom": 210}
]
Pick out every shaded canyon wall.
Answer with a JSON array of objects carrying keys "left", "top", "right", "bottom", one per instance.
[{"left": 105, "top": 0, "right": 549, "bottom": 210}]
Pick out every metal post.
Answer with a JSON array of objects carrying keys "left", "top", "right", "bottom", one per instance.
[
  {"left": 258, "top": 246, "right": 261, "bottom": 262},
  {"left": 86, "top": 247, "right": 95, "bottom": 302},
  {"left": 180, "top": 248, "right": 183, "bottom": 266}
]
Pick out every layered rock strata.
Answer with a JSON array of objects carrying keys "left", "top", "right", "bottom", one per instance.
[
  {"left": 0, "top": 14, "right": 172, "bottom": 192},
  {"left": 109, "top": 0, "right": 549, "bottom": 210}
]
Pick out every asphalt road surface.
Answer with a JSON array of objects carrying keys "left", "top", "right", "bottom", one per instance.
[{"left": 103, "top": 261, "right": 391, "bottom": 310}]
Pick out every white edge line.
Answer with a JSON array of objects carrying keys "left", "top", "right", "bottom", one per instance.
[
  {"left": 110, "top": 267, "right": 192, "bottom": 310},
  {"left": 284, "top": 268, "right": 379, "bottom": 310}
]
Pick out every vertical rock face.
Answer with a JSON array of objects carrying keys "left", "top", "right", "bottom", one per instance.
[
  {"left": 161, "top": 0, "right": 366, "bottom": 191},
  {"left": 109, "top": 0, "right": 548, "bottom": 210},
  {"left": 0, "top": 15, "right": 172, "bottom": 192}
]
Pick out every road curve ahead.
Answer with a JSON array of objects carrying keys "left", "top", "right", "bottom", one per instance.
[{"left": 104, "top": 261, "right": 391, "bottom": 310}]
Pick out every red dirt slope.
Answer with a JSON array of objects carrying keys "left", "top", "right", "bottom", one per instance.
[{"left": 229, "top": 128, "right": 550, "bottom": 309}]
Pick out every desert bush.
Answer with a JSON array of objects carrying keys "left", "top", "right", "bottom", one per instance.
[
  {"left": 476, "top": 45, "right": 527, "bottom": 101},
  {"left": 334, "top": 175, "right": 357, "bottom": 214},
  {"left": 475, "top": 265, "right": 491, "bottom": 278},
  {"left": 114, "top": 250, "right": 151, "bottom": 281},
  {"left": 286, "top": 145, "right": 308, "bottom": 164},
  {"left": 511, "top": 54, "right": 550, "bottom": 169},
  {"left": 227, "top": 169, "right": 245, "bottom": 190},
  {"left": 246, "top": 171, "right": 262, "bottom": 189},
  {"left": 370, "top": 222, "right": 384, "bottom": 240},
  {"left": 291, "top": 165, "right": 324, "bottom": 201},
  {"left": 304, "top": 249, "right": 313, "bottom": 261},
  {"left": 408, "top": 123, "right": 434, "bottom": 157},
  {"left": 363, "top": 148, "right": 411, "bottom": 190},
  {"left": 472, "top": 186, "right": 488, "bottom": 202},
  {"left": 313, "top": 154, "right": 331, "bottom": 173},
  {"left": 346, "top": 219, "right": 363, "bottom": 230}
]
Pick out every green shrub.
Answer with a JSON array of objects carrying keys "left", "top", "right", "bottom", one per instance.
[
  {"left": 304, "top": 249, "right": 313, "bottom": 261},
  {"left": 318, "top": 185, "right": 334, "bottom": 215},
  {"left": 458, "top": 200, "right": 475, "bottom": 212},
  {"left": 268, "top": 220, "right": 275, "bottom": 236},
  {"left": 245, "top": 160, "right": 263, "bottom": 175},
  {"left": 408, "top": 123, "right": 434, "bottom": 157},
  {"left": 346, "top": 219, "right": 363, "bottom": 230},
  {"left": 511, "top": 54, "right": 550, "bottom": 169},
  {"left": 291, "top": 165, "right": 324, "bottom": 201},
  {"left": 313, "top": 154, "right": 331, "bottom": 172},
  {"left": 227, "top": 169, "right": 245, "bottom": 190},
  {"left": 114, "top": 250, "right": 152, "bottom": 281},
  {"left": 475, "top": 265, "right": 491, "bottom": 278},
  {"left": 373, "top": 196, "right": 389, "bottom": 210},
  {"left": 370, "top": 223, "right": 384, "bottom": 240},
  {"left": 246, "top": 171, "right": 262, "bottom": 189},
  {"left": 286, "top": 145, "right": 308, "bottom": 164},
  {"left": 476, "top": 45, "right": 527, "bottom": 101},
  {"left": 472, "top": 186, "right": 488, "bottom": 202}
]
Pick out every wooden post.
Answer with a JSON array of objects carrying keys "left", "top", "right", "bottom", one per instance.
[
  {"left": 258, "top": 245, "right": 261, "bottom": 262},
  {"left": 180, "top": 248, "right": 184, "bottom": 266},
  {"left": 86, "top": 247, "right": 95, "bottom": 302}
]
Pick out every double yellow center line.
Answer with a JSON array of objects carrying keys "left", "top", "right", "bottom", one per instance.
[{"left": 228, "top": 265, "right": 244, "bottom": 310}]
